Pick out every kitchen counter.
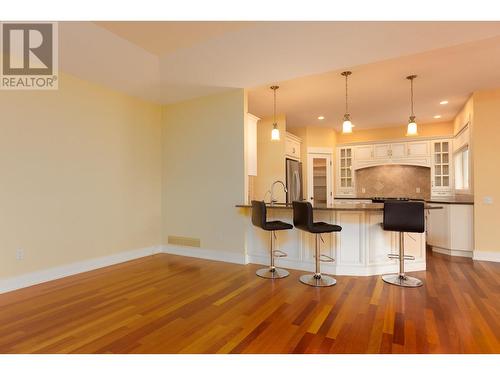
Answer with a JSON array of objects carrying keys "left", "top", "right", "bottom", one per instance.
[
  {"left": 333, "top": 196, "right": 474, "bottom": 205},
  {"left": 238, "top": 200, "right": 440, "bottom": 277},
  {"left": 426, "top": 197, "right": 474, "bottom": 205},
  {"left": 236, "top": 202, "right": 442, "bottom": 211}
]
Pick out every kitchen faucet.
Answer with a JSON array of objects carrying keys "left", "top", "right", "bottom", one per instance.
[{"left": 270, "top": 180, "right": 288, "bottom": 206}]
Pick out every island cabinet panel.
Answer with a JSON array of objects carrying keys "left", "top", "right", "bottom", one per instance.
[
  {"left": 366, "top": 212, "right": 396, "bottom": 265},
  {"left": 335, "top": 211, "right": 364, "bottom": 266},
  {"left": 244, "top": 206, "right": 426, "bottom": 276}
]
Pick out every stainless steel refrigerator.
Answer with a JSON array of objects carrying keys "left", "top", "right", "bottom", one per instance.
[{"left": 285, "top": 158, "right": 303, "bottom": 203}]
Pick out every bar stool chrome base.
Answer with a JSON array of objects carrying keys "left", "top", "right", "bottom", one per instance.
[
  {"left": 299, "top": 274, "right": 336, "bottom": 287},
  {"left": 256, "top": 267, "right": 289, "bottom": 279},
  {"left": 382, "top": 274, "right": 423, "bottom": 288}
]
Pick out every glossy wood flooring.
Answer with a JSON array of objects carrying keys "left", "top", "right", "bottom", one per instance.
[{"left": 0, "top": 250, "right": 499, "bottom": 353}]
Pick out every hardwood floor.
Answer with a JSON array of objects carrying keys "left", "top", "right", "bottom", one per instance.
[{"left": 0, "top": 250, "right": 499, "bottom": 354}]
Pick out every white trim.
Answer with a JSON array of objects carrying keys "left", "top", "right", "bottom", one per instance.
[
  {"left": 307, "top": 146, "right": 333, "bottom": 154},
  {"left": 337, "top": 134, "right": 451, "bottom": 147},
  {"left": 432, "top": 246, "right": 473, "bottom": 258},
  {"left": 0, "top": 246, "right": 162, "bottom": 294},
  {"left": 286, "top": 131, "right": 302, "bottom": 143},
  {"left": 246, "top": 112, "right": 260, "bottom": 122},
  {"left": 161, "top": 245, "right": 247, "bottom": 265},
  {"left": 247, "top": 254, "right": 426, "bottom": 277},
  {"left": 473, "top": 251, "right": 500, "bottom": 263}
]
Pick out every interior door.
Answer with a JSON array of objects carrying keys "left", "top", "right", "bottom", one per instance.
[{"left": 307, "top": 153, "right": 332, "bottom": 207}]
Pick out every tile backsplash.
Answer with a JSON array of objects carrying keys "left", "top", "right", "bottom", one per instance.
[{"left": 355, "top": 165, "right": 431, "bottom": 199}]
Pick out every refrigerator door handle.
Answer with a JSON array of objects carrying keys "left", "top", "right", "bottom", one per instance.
[{"left": 294, "top": 171, "right": 300, "bottom": 201}]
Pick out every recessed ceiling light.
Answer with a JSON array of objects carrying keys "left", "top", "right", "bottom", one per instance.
[
  {"left": 318, "top": 116, "right": 325, "bottom": 120},
  {"left": 440, "top": 100, "right": 449, "bottom": 105},
  {"left": 433, "top": 115, "right": 442, "bottom": 119}
]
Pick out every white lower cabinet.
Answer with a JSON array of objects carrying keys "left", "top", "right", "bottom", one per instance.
[{"left": 426, "top": 203, "right": 474, "bottom": 257}]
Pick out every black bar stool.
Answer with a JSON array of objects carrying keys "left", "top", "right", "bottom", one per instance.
[
  {"left": 251, "top": 200, "right": 293, "bottom": 279},
  {"left": 292, "top": 201, "right": 342, "bottom": 287},
  {"left": 382, "top": 200, "right": 425, "bottom": 287}
]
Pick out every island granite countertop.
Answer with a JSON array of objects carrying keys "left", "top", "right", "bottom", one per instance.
[{"left": 236, "top": 202, "right": 442, "bottom": 211}]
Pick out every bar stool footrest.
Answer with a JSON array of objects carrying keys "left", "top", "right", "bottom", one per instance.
[
  {"left": 272, "top": 250, "right": 287, "bottom": 258},
  {"left": 319, "top": 254, "right": 335, "bottom": 262}
]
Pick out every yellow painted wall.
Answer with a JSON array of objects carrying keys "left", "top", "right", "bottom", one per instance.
[
  {"left": 471, "top": 89, "right": 500, "bottom": 253},
  {"left": 0, "top": 73, "right": 162, "bottom": 279},
  {"left": 161, "top": 89, "right": 246, "bottom": 254},
  {"left": 254, "top": 115, "right": 287, "bottom": 202},
  {"left": 337, "top": 121, "right": 454, "bottom": 144}
]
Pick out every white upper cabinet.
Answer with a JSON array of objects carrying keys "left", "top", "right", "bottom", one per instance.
[
  {"left": 285, "top": 132, "right": 301, "bottom": 160},
  {"left": 373, "top": 143, "right": 406, "bottom": 159},
  {"left": 245, "top": 113, "right": 259, "bottom": 176},
  {"left": 407, "top": 141, "right": 429, "bottom": 157},
  {"left": 374, "top": 144, "right": 391, "bottom": 159},
  {"left": 353, "top": 141, "right": 428, "bottom": 167},
  {"left": 354, "top": 145, "right": 374, "bottom": 161},
  {"left": 431, "top": 139, "right": 453, "bottom": 196},
  {"left": 336, "top": 147, "right": 355, "bottom": 196},
  {"left": 334, "top": 138, "right": 452, "bottom": 197},
  {"left": 390, "top": 143, "right": 407, "bottom": 159}
]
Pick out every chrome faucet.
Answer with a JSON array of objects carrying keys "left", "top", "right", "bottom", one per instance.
[{"left": 270, "top": 180, "right": 288, "bottom": 206}]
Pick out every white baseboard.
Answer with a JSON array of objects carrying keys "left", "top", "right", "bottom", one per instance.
[
  {"left": 432, "top": 246, "right": 473, "bottom": 258},
  {"left": 246, "top": 254, "right": 426, "bottom": 276},
  {"left": 161, "top": 245, "right": 247, "bottom": 265},
  {"left": 473, "top": 251, "right": 500, "bottom": 263},
  {"left": 0, "top": 245, "right": 162, "bottom": 294}
]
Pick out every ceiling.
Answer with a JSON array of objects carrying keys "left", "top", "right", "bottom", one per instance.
[
  {"left": 248, "top": 35, "right": 500, "bottom": 130},
  {"left": 53, "top": 21, "right": 500, "bottom": 128},
  {"left": 95, "top": 21, "right": 257, "bottom": 56}
]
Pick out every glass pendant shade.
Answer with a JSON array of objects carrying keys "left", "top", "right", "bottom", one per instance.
[
  {"left": 271, "top": 124, "right": 280, "bottom": 141},
  {"left": 406, "top": 75, "right": 418, "bottom": 136},
  {"left": 341, "top": 71, "right": 353, "bottom": 134},
  {"left": 270, "top": 85, "right": 280, "bottom": 141},
  {"left": 342, "top": 118, "right": 353, "bottom": 133},
  {"left": 407, "top": 118, "right": 418, "bottom": 136}
]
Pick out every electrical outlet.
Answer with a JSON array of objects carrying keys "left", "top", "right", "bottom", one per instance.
[
  {"left": 416, "top": 187, "right": 421, "bottom": 193},
  {"left": 16, "top": 248, "right": 24, "bottom": 261},
  {"left": 483, "top": 196, "right": 493, "bottom": 205},
  {"left": 361, "top": 188, "right": 366, "bottom": 193}
]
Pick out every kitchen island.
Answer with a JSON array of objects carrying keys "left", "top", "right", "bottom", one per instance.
[{"left": 236, "top": 201, "right": 441, "bottom": 276}]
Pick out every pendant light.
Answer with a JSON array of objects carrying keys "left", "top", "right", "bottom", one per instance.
[
  {"left": 270, "top": 85, "right": 280, "bottom": 141},
  {"left": 341, "top": 71, "right": 353, "bottom": 133},
  {"left": 406, "top": 75, "right": 418, "bottom": 136}
]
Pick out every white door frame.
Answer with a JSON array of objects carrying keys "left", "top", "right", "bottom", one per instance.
[{"left": 307, "top": 150, "right": 333, "bottom": 206}]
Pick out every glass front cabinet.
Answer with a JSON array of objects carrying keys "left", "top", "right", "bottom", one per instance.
[
  {"left": 336, "top": 147, "right": 355, "bottom": 196},
  {"left": 431, "top": 140, "right": 453, "bottom": 196}
]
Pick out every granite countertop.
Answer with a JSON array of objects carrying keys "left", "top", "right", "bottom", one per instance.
[
  {"left": 425, "top": 197, "right": 474, "bottom": 205},
  {"left": 333, "top": 197, "right": 474, "bottom": 205},
  {"left": 236, "top": 202, "right": 443, "bottom": 211}
]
